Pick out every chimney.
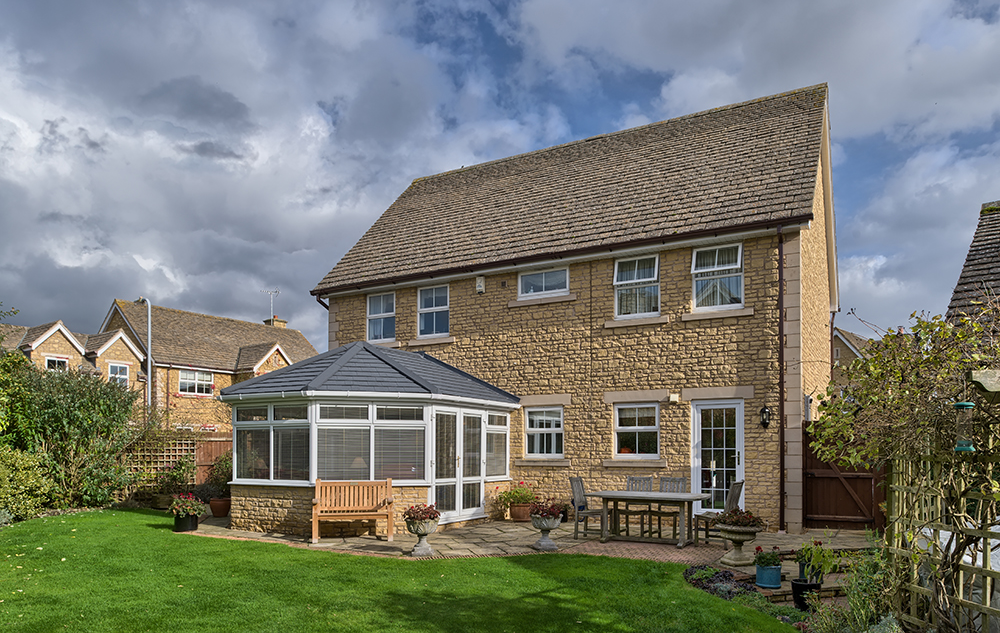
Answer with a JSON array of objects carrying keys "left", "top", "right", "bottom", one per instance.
[{"left": 264, "top": 316, "right": 287, "bottom": 329}]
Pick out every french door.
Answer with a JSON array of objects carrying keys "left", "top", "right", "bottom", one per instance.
[
  {"left": 433, "top": 410, "right": 485, "bottom": 523},
  {"left": 691, "top": 400, "right": 745, "bottom": 513}
]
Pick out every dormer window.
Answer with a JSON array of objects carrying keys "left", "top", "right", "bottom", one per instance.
[{"left": 692, "top": 244, "right": 743, "bottom": 310}]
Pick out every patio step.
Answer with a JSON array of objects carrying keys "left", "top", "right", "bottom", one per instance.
[{"left": 730, "top": 562, "right": 848, "bottom": 604}]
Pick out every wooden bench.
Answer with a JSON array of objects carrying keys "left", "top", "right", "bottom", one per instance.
[{"left": 311, "top": 479, "right": 395, "bottom": 544}]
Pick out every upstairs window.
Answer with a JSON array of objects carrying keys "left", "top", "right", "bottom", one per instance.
[
  {"left": 179, "top": 370, "right": 213, "bottom": 395},
  {"left": 519, "top": 268, "right": 568, "bottom": 299},
  {"left": 418, "top": 286, "right": 449, "bottom": 337},
  {"left": 367, "top": 293, "right": 396, "bottom": 342},
  {"left": 108, "top": 363, "right": 129, "bottom": 386},
  {"left": 692, "top": 245, "right": 743, "bottom": 310},
  {"left": 46, "top": 357, "right": 68, "bottom": 371},
  {"left": 614, "top": 256, "right": 659, "bottom": 317}
]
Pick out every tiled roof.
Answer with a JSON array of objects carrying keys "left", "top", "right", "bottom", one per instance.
[
  {"left": 220, "top": 341, "right": 519, "bottom": 404},
  {"left": 313, "top": 84, "right": 828, "bottom": 295},
  {"left": 834, "top": 328, "right": 870, "bottom": 356},
  {"left": 0, "top": 324, "right": 28, "bottom": 352},
  {"left": 82, "top": 331, "right": 117, "bottom": 354},
  {"left": 948, "top": 201, "right": 1000, "bottom": 320},
  {"left": 235, "top": 342, "right": 282, "bottom": 372},
  {"left": 109, "top": 299, "right": 317, "bottom": 372},
  {"left": 20, "top": 321, "right": 61, "bottom": 349}
]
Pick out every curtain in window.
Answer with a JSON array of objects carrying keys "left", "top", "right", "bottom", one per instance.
[
  {"left": 317, "top": 428, "right": 370, "bottom": 480},
  {"left": 695, "top": 276, "right": 741, "bottom": 307}
]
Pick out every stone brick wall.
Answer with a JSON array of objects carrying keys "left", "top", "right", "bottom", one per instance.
[
  {"left": 28, "top": 330, "right": 85, "bottom": 371},
  {"left": 93, "top": 338, "right": 143, "bottom": 391},
  {"left": 160, "top": 367, "right": 233, "bottom": 430},
  {"left": 325, "top": 233, "right": 815, "bottom": 530}
]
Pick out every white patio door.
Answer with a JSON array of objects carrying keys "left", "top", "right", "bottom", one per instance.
[
  {"left": 432, "top": 409, "right": 485, "bottom": 523},
  {"left": 691, "top": 400, "right": 745, "bottom": 514}
]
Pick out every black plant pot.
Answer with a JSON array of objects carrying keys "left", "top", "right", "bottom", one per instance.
[
  {"left": 173, "top": 513, "right": 198, "bottom": 533},
  {"left": 791, "top": 578, "right": 821, "bottom": 611}
]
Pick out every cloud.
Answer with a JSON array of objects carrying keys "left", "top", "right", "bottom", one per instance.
[{"left": 137, "top": 76, "right": 255, "bottom": 134}]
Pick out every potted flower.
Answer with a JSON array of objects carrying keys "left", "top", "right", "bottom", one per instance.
[
  {"left": 753, "top": 545, "right": 782, "bottom": 588},
  {"left": 168, "top": 493, "right": 204, "bottom": 532},
  {"left": 711, "top": 507, "right": 765, "bottom": 566},
  {"left": 495, "top": 481, "right": 537, "bottom": 522},
  {"left": 403, "top": 503, "right": 441, "bottom": 557},
  {"left": 152, "top": 458, "right": 195, "bottom": 509},
  {"left": 206, "top": 450, "right": 233, "bottom": 517},
  {"left": 528, "top": 499, "right": 564, "bottom": 551},
  {"left": 790, "top": 539, "right": 839, "bottom": 611}
]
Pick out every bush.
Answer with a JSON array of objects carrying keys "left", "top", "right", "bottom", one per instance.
[
  {"left": 732, "top": 592, "right": 806, "bottom": 625},
  {"left": 207, "top": 450, "right": 232, "bottom": 497},
  {"left": 0, "top": 445, "right": 54, "bottom": 519}
]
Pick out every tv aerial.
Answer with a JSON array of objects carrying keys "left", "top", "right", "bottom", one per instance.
[{"left": 261, "top": 288, "right": 280, "bottom": 317}]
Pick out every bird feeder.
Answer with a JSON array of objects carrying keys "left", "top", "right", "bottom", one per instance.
[{"left": 954, "top": 401, "right": 976, "bottom": 453}]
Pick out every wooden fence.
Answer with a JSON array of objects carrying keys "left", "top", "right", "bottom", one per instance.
[
  {"left": 888, "top": 457, "right": 1000, "bottom": 632},
  {"left": 128, "top": 431, "right": 231, "bottom": 489}
]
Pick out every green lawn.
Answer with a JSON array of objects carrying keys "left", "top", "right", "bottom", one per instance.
[{"left": 1, "top": 509, "right": 794, "bottom": 632}]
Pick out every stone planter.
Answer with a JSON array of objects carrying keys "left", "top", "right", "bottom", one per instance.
[
  {"left": 530, "top": 514, "right": 562, "bottom": 551},
  {"left": 406, "top": 519, "right": 439, "bottom": 557},
  {"left": 717, "top": 524, "right": 762, "bottom": 566},
  {"left": 509, "top": 503, "right": 532, "bottom": 522}
]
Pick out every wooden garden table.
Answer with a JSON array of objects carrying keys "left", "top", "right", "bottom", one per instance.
[{"left": 586, "top": 490, "right": 711, "bottom": 548}]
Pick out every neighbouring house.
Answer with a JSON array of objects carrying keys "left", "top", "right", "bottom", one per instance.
[
  {"left": 100, "top": 299, "right": 317, "bottom": 431},
  {"left": 947, "top": 199, "right": 1000, "bottom": 321},
  {"left": 229, "top": 84, "right": 838, "bottom": 537},
  {"left": 831, "top": 327, "right": 869, "bottom": 388},
  {"left": 0, "top": 320, "right": 145, "bottom": 391}
]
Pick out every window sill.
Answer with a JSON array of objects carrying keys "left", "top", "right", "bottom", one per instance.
[
  {"left": 176, "top": 393, "right": 215, "bottom": 399},
  {"left": 372, "top": 340, "right": 402, "bottom": 348},
  {"left": 604, "top": 315, "right": 671, "bottom": 329},
  {"left": 602, "top": 459, "right": 667, "bottom": 468},
  {"left": 508, "top": 293, "right": 576, "bottom": 308},
  {"left": 407, "top": 336, "right": 455, "bottom": 346},
  {"left": 680, "top": 307, "right": 754, "bottom": 321},
  {"left": 513, "top": 458, "right": 571, "bottom": 467}
]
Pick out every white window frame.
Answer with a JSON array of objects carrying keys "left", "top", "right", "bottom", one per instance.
[
  {"left": 179, "top": 369, "right": 213, "bottom": 395},
  {"left": 417, "top": 285, "right": 449, "bottom": 339},
  {"left": 613, "top": 255, "right": 660, "bottom": 318},
  {"left": 108, "top": 363, "right": 129, "bottom": 386},
  {"left": 525, "top": 407, "right": 564, "bottom": 458},
  {"left": 518, "top": 267, "right": 569, "bottom": 299},
  {"left": 691, "top": 244, "right": 744, "bottom": 311},
  {"left": 232, "top": 403, "right": 310, "bottom": 483},
  {"left": 45, "top": 356, "right": 68, "bottom": 371},
  {"left": 485, "top": 413, "right": 510, "bottom": 480},
  {"left": 614, "top": 403, "right": 660, "bottom": 459},
  {"left": 367, "top": 293, "right": 396, "bottom": 342}
]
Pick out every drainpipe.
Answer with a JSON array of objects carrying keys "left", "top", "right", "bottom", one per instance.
[
  {"left": 777, "top": 228, "right": 786, "bottom": 533},
  {"left": 135, "top": 297, "right": 152, "bottom": 414}
]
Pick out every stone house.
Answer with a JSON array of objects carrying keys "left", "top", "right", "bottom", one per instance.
[
  {"left": 831, "top": 327, "right": 869, "bottom": 389},
  {"left": 1, "top": 320, "right": 145, "bottom": 391},
  {"left": 228, "top": 84, "right": 838, "bottom": 536},
  {"left": 100, "top": 299, "right": 317, "bottom": 431}
]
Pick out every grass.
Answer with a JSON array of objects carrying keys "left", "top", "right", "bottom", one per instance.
[{"left": 1, "top": 509, "right": 795, "bottom": 632}]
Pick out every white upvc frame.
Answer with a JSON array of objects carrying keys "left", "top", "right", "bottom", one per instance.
[
  {"left": 108, "top": 362, "right": 129, "bottom": 386},
  {"left": 417, "top": 285, "right": 449, "bottom": 338},
  {"left": 691, "top": 243, "right": 744, "bottom": 311},
  {"left": 613, "top": 255, "right": 660, "bottom": 318},
  {"left": 485, "top": 412, "right": 510, "bottom": 480},
  {"left": 45, "top": 356, "right": 69, "bottom": 371},
  {"left": 689, "top": 399, "right": 745, "bottom": 514},
  {"left": 179, "top": 369, "right": 213, "bottom": 395},
  {"left": 518, "top": 267, "right": 569, "bottom": 300},
  {"left": 613, "top": 403, "right": 660, "bottom": 459},
  {"left": 524, "top": 407, "right": 564, "bottom": 458},
  {"left": 232, "top": 402, "right": 311, "bottom": 484},
  {"left": 367, "top": 292, "right": 396, "bottom": 342}
]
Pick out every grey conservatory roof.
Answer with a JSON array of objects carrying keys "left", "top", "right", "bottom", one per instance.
[{"left": 218, "top": 341, "right": 519, "bottom": 406}]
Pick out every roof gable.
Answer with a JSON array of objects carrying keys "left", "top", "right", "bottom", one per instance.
[
  {"left": 833, "top": 328, "right": 869, "bottom": 358},
  {"left": 103, "top": 299, "right": 317, "bottom": 372},
  {"left": 220, "top": 341, "right": 519, "bottom": 405},
  {"left": 948, "top": 201, "right": 1000, "bottom": 320},
  {"left": 20, "top": 320, "right": 86, "bottom": 355},
  {"left": 85, "top": 329, "right": 145, "bottom": 361},
  {"left": 0, "top": 324, "right": 28, "bottom": 352},
  {"left": 235, "top": 342, "right": 289, "bottom": 373},
  {"left": 313, "top": 84, "right": 829, "bottom": 295}
]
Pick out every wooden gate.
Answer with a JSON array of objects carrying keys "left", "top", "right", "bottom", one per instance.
[
  {"left": 803, "top": 432, "right": 885, "bottom": 530},
  {"left": 195, "top": 433, "right": 231, "bottom": 483}
]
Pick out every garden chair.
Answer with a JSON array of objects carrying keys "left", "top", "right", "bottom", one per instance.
[
  {"left": 651, "top": 476, "right": 688, "bottom": 539},
  {"left": 620, "top": 475, "right": 654, "bottom": 537},
  {"left": 569, "top": 476, "right": 602, "bottom": 539},
  {"left": 694, "top": 479, "right": 744, "bottom": 544}
]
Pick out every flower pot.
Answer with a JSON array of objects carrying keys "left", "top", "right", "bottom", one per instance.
[
  {"left": 755, "top": 564, "right": 782, "bottom": 589},
  {"left": 791, "top": 578, "right": 822, "bottom": 611},
  {"left": 405, "top": 519, "right": 438, "bottom": 557},
  {"left": 209, "top": 498, "right": 231, "bottom": 518},
  {"left": 530, "top": 514, "right": 562, "bottom": 551},
  {"left": 173, "top": 513, "right": 198, "bottom": 532},
  {"left": 716, "top": 524, "right": 762, "bottom": 566},
  {"left": 509, "top": 503, "right": 532, "bottom": 522}
]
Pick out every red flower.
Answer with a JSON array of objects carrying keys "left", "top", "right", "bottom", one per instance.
[{"left": 755, "top": 546, "right": 763, "bottom": 554}]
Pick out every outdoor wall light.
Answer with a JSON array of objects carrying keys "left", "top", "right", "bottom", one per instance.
[{"left": 759, "top": 406, "right": 772, "bottom": 429}]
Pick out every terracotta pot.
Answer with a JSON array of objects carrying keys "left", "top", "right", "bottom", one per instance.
[
  {"left": 209, "top": 498, "right": 231, "bottom": 518},
  {"left": 509, "top": 503, "right": 532, "bottom": 522}
]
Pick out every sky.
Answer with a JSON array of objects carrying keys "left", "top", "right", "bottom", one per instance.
[{"left": 1, "top": 0, "right": 999, "bottom": 352}]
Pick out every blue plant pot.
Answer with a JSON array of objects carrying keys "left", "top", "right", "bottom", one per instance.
[{"left": 755, "top": 564, "right": 782, "bottom": 589}]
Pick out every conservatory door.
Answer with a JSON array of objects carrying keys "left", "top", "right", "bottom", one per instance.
[
  {"left": 691, "top": 400, "right": 745, "bottom": 514},
  {"left": 433, "top": 410, "right": 485, "bottom": 523}
]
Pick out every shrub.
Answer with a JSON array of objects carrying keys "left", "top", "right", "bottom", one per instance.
[
  {"left": 157, "top": 457, "right": 195, "bottom": 494},
  {"left": 494, "top": 481, "right": 536, "bottom": 510},
  {"left": 0, "top": 445, "right": 54, "bottom": 519},
  {"left": 207, "top": 450, "right": 232, "bottom": 497},
  {"left": 732, "top": 592, "right": 806, "bottom": 625}
]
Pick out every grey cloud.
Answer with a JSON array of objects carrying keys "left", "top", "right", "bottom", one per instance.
[
  {"left": 176, "top": 141, "right": 245, "bottom": 160},
  {"left": 137, "top": 76, "right": 255, "bottom": 134}
]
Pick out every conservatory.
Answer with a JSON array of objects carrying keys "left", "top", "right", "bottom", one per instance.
[{"left": 218, "top": 341, "right": 519, "bottom": 537}]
